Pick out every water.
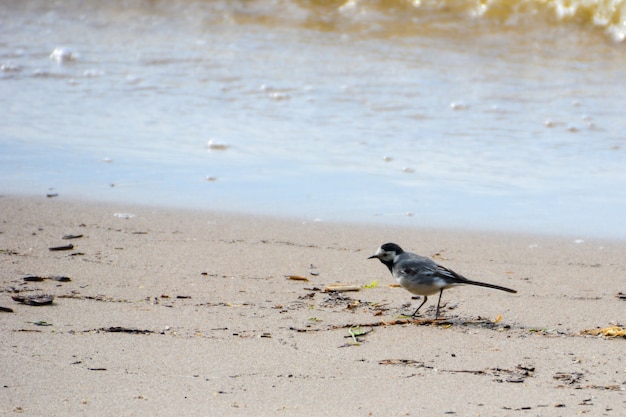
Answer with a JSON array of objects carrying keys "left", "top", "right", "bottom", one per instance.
[{"left": 2, "top": 0, "right": 626, "bottom": 239}]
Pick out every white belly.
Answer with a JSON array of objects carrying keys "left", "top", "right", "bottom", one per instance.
[{"left": 398, "top": 275, "right": 452, "bottom": 296}]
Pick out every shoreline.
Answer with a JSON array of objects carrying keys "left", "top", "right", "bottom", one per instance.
[
  {"left": 4, "top": 191, "right": 625, "bottom": 244},
  {"left": 1, "top": 195, "right": 624, "bottom": 416}
]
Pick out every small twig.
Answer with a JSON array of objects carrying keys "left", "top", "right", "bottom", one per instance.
[{"left": 347, "top": 326, "right": 373, "bottom": 344}]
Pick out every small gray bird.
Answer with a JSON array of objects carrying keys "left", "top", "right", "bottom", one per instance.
[{"left": 368, "top": 242, "right": 517, "bottom": 318}]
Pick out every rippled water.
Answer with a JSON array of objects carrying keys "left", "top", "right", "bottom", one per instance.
[{"left": 2, "top": 0, "right": 626, "bottom": 238}]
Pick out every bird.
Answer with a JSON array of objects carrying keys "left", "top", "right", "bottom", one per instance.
[{"left": 368, "top": 242, "right": 517, "bottom": 318}]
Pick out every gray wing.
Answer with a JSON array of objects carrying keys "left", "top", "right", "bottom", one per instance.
[
  {"left": 395, "top": 252, "right": 517, "bottom": 294},
  {"left": 396, "top": 253, "right": 469, "bottom": 284}
]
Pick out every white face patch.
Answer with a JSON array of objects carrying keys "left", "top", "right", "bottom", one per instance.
[{"left": 376, "top": 247, "right": 396, "bottom": 261}]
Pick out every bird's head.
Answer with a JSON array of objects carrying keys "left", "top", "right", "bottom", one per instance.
[{"left": 368, "top": 242, "right": 404, "bottom": 264}]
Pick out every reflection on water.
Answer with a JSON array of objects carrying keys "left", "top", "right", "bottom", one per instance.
[{"left": 1, "top": 0, "right": 626, "bottom": 238}]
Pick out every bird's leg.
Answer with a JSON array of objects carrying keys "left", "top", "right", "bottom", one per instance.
[
  {"left": 410, "top": 296, "right": 428, "bottom": 317},
  {"left": 434, "top": 289, "right": 444, "bottom": 319}
]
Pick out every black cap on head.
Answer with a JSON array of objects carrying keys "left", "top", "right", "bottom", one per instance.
[{"left": 380, "top": 243, "right": 404, "bottom": 254}]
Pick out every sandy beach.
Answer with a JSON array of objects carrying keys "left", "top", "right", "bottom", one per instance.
[{"left": 1, "top": 195, "right": 624, "bottom": 416}]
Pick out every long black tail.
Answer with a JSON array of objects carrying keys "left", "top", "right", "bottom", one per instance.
[{"left": 464, "top": 280, "right": 517, "bottom": 293}]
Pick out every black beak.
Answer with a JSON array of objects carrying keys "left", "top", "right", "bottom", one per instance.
[{"left": 367, "top": 254, "right": 378, "bottom": 259}]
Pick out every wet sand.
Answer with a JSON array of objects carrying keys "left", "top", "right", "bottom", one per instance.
[{"left": 1, "top": 195, "right": 624, "bottom": 416}]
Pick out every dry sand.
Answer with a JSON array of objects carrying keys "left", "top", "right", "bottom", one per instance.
[{"left": 1, "top": 195, "right": 624, "bottom": 416}]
